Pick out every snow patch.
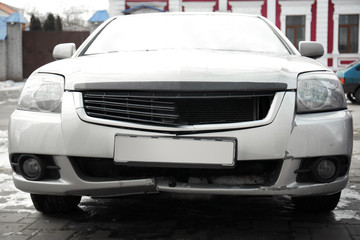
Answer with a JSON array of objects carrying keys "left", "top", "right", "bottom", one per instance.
[
  {"left": 333, "top": 209, "right": 360, "bottom": 221},
  {"left": 334, "top": 188, "right": 360, "bottom": 220},
  {"left": 0, "top": 173, "right": 11, "bottom": 182},
  {"left": 0, "top": 80, "right": 24, "bottom": 105},
  {"left": 0, "top": 172, "right": 35, "bottom": 212},
  {"left": 337, "top": 188, "right": 360, "bottom": 208},
  {"left": 0, "top": 130, "right": 10, "bottom": 170},
  {"left": 0, "top": 191, "right": 35, "bottom": 213},
  {"left": 0, "top": 130, "right": 8, "bottom": 152}
]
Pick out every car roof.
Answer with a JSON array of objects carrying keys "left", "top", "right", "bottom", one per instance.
[{"left": 114, "top": 12, "right": 262, "bottom": 19}]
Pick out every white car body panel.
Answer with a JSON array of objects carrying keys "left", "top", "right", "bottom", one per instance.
[{"left": 35, "top": 51, "right": 327, "bottom": 91}]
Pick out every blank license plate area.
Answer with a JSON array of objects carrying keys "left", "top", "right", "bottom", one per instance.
[{"left": 114, "top": 135, "right": 236, "bottom": 167}]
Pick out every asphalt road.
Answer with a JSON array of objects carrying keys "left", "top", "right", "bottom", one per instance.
[{"left": 0, "top": 101, "right": 359, "bottom": 239}]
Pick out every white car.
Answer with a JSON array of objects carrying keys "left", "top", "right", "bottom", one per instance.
[{"left": 9, "top": 13, "right": 353, "bottom": 213}]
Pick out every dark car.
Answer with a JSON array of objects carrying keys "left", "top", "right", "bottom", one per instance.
[{"left": 337, "top": 61, "right": 360, "bottom": 103}]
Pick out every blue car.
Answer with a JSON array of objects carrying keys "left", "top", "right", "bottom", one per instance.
[{"left": 337, "top": 61, "right": 360, "bottom": 103}]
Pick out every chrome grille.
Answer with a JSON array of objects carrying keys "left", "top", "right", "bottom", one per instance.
[{"left": 82, "top": 91, "right": 274, "bottom": 127}]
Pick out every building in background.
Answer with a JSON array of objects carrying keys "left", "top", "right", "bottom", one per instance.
[
  {"left": 0, "top": 2, "right": 27, "bottom": 81},
  {"left": 107, "top": 0, "right": 360, "bottom": 71},
  {"left": 88, "top": 10, "right": 110, "bottom": 32},
  {"left": 0, "top": 2, "right": 17, "bottom": 17}
]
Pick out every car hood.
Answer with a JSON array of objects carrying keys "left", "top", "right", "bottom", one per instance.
[{"left": 36, "top": 50, "right": 328, "bottom": 91}]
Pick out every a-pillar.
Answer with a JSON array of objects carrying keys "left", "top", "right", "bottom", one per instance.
[{"left": 89, "top": 22, "right": 101, "bottom": 33}]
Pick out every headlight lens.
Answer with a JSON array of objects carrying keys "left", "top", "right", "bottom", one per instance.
[
  {"left": 18, "top": 74, "right": 64, "bottom": 113},
  {"left": 297, "top": 72, "right": 346, "bottom": 113}
]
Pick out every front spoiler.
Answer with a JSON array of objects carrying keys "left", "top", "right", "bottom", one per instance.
[
  {"left": 156, "top": 177, "right": 348, "bottom": 197},
  {"left": 13, "top": 173, "right": 348, "bottom": 198}
]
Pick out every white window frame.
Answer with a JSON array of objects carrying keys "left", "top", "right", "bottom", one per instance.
[
  {"left": 229, "top": 0, "right": 264, "bottom": 15},
  {"left": 182, "top": 1, "right": 217, "bottom": 12},
  {"left": 279, "top": 0, "right": 314, "bottom": 43},
  {"left": 332, "top": 0, "right": 360, "bottom": 55}
]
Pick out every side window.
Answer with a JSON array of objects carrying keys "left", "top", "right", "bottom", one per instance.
[
  {"left": 339, "top": 15, "right": 359, "bottom": 53},
  {"left": 286, "top": 15, "right": 305, "bottom": 49}
]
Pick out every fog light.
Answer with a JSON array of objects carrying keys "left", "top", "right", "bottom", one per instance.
[
  {"left": 19, "top": 155, "right": 45, "bottom": 181},
  {"left": 312, "top": 158, "right": 339, "bottom": 183}
]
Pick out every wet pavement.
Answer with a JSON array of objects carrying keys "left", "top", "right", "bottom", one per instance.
[
  {"left": 1, "top": 187, "right": 360, "bottom": 240},
  {"left": 2, "top": 179, "right": 360, "bottom": 240},
  {"left": 0, "top": 97, "right": 360, "bottom": 239}
]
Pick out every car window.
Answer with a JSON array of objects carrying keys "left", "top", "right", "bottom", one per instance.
[
  {"left": 347, "top": 60, "right": 359, "bottom": 68},
  {"left": 83, "top": 14, "right": 290, "bottom": 55}
]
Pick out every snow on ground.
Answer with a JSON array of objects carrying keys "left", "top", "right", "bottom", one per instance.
[
  {"left": 0, "top": 80, "right": 24, "bottom": 105},
  {"left": 0, "top": 80, "right": 23, "bottom": 169},
  {"left": 0, "top": 133, "right": 34, "bottom": 212},
  {"left": 0, "top": 171, "right": 35, "bottom": 212},
  {"left": 0, "top": 131, "right": 34, "bottom": 212},
  {"left": 0, "top": 130, "right": 10, "bottom": 170},
  {"left": 334, "top": 187, "right": 360, "bottom": 220}
]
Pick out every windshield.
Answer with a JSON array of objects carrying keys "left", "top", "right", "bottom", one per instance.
[
  {"left": 347, "top": 60, "right": 360, "bottom": 68},
  {"left": 83, "top": 14, "right": 290, "bottom": 55}
]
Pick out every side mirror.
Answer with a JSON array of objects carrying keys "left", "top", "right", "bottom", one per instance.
[
  {"left": 53, "top": 43, "right": 76, "bottom": 60},
  {"left": 299, "top": 41, "right": 324, "bottom": 59}
]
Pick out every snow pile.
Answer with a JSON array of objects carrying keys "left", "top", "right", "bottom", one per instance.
[
  {"left": 0, "top": 130, "right": 7, "bottom": 153},
  {"left": 334, "top": 187, "right": 360, "bottom": 220},
  {"left": 0, "top": 130, "right": 33, "bottom": 211},
  {"left": 0, "top": 172, "right": 35, "bottom": 212},
  {"left": 0, "top": 130, "right": 10, "bottom": 170},
  {"left": 0, "top": 80, "right": 24, "bottom": 105}
]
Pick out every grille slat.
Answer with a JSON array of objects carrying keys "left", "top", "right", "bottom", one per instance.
[
  {"left": 85, "top": 105, "right": 179, "bottom": 119},
  {"left": 82, "top": 91, "right": 274, "bottom": 127},
  {"left": 84, "top": 99, "right": 177, "bottom": 112},
  {"left": 84, "top": 94, "right": 176, "bottom": 105},
  {"left": 87, "top": 112, "right": 178, "bottom": 126}
]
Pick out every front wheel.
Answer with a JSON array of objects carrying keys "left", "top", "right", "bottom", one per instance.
[
  {"left": 292, "top": 192, "right": 341, "bottom": 212},
  {"left": 31, "top": 194, "right": 81, "bottom": 214},
  {"left": 347, "top": 93, "right": 357, "bottom": 103},
  {"left": 354, "top": 89, "right": 360, "bottom": 104}
]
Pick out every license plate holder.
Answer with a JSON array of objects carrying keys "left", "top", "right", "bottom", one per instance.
[{"left": 114, "top": 135, "right": 236, "bottom": 168}]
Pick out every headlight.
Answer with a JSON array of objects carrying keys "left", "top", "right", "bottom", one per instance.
[
  {"left": 297, "top": 72, "right": 346, "bottom": 113},
  {"left": 18, "top": 74, "right": 64, "bottom": 113}
]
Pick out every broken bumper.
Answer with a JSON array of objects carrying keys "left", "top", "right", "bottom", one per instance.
[
  {"left": 9, "top": 92, "right": 353, "bottom": 197},
  {"left": 12, "top": 157, "right": 348, "bottom": 197}
]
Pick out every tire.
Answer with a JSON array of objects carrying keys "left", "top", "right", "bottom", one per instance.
[
  {"left": 30, "top": 194, "right": 81, "bottom": 214},
  {"left": 347, "top": 93, "right": 357, "bottom": 103},
  {"left": 292, "top": 192, "right": 341, "bottom": 212},
  {"left": 355, "top": 89, "right": 360, "bottom": 104}
]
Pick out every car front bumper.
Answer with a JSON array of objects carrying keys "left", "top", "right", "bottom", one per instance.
[{"left": 8, "top": 92, "right": 353, "bottom": 197}]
